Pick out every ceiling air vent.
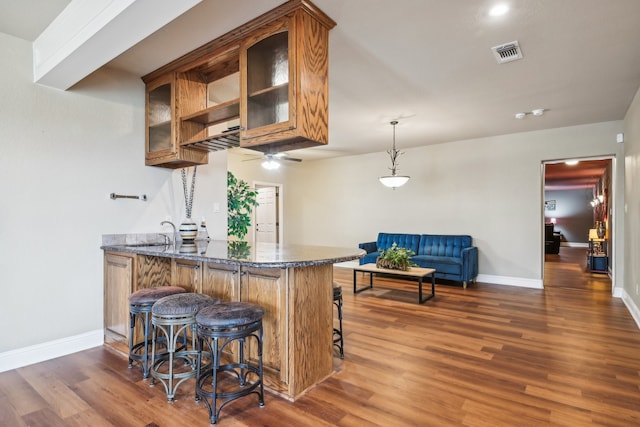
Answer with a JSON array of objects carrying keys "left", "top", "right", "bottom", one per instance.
[{"left": 491, "top": 41, "right": 523, "bottom": 64}]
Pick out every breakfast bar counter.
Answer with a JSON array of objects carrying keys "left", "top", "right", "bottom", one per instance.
[{"left": 102, "top": 239, "right": 364, "bottom": 401}]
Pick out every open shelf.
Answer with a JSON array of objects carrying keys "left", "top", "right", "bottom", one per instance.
[
  {"left": 181, "top": 129, "right": 240, "bottom": 152},
  {"left": 181, "top": 99, "right": 240, "bottom": 126}
]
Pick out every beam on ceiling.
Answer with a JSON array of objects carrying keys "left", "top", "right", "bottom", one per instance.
[{"left": 33, "top": 0, "right": 202, "bottom": 90}]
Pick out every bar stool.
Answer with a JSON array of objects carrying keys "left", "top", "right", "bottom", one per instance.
[
  {"left": 333, "top": 282, "right": 344, "bottom": 358},
  {"left": 128, "top": 286, "right": 187, "bottom": 378},
  {"left": 195, "top": 302, "right": 265, "bottom": 424},
  {"left": 150, "top": 293, "right": 218, "bottom": 402}
]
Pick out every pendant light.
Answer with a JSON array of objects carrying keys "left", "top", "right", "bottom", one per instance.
[{"left": 379, "top": 120, "right": 410, "bottom": 189}]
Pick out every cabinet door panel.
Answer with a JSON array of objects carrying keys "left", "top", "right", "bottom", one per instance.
[
  {"left": 240, "top": 267, "right": 286, "bottom": 381},
  {"left": 104, "top": 253, "right": 134, "bottom": 341},
  {"left": 202, "top": 262, "right": 237, "bottom": 301},
  {"left": 240, "top": 17, "right": 294, "bottom": 141},
  {"left": 172, "top": 259, "right": 202, "bottom": 293}
]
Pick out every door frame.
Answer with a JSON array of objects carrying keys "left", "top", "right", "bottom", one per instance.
[
  {"left": 252, "top": 181, "right": 284, "bottom": 245},
  {"left": 541, "top": 155, "right": 616, "bottom": 294}
]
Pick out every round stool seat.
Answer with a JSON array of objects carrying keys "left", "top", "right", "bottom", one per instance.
[
  {"left": 130, "top": 286, "right": 186, "bottom": 306},
  {"left": 152, "top": 293, "right": 216, "bottom": 316},
  {"left": 196, "top": 302, "right": 264, "bottom": 329}
]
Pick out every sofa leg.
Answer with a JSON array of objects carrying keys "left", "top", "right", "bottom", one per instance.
[{"left": 463, "top": 281, "right": 468, "bottom": 289}]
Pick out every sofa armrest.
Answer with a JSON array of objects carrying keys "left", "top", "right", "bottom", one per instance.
[
  {"left": 461, "top": 246, "right": 479, "bottom": 281},
  {"left": 358, "top": 241, "right": 377, "bottom": 254}
]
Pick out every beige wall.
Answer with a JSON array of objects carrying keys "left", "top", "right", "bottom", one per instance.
[
  {"left": 0, "top": 33, "right": 227, "bottom": 356},
  {"left": 624, "top": 87, "right": 640, "bottom": 315},
  {"left": 235, "top": 121, "right": 625, "bottom": 287},
  {"left": 1, "top": 27, "right": 635, "bottom": 364}
]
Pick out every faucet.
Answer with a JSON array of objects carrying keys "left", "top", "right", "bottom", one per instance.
[{"left": 160, "top": 220, "right": 177, "bottom": 247}]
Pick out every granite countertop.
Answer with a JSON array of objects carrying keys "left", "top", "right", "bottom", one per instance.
[{"left": 101, "top": 239, "right": 365, "bottom": 268}]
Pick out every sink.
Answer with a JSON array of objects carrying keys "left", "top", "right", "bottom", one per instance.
[{"left": 124, "top": 242, "right": 170, "bottom": 247}]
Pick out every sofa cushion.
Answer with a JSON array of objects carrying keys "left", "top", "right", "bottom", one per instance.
[
  {"left": 411, "top": 255, "right": 462, "bottom": 275},
  {"left": 376, "top": 233, "right": 420, "bottom": 253},
  {"left": 417, "top": 235, "right": 472, "bottom": 257}
]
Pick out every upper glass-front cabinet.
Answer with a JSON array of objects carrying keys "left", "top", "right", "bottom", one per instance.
[
  {"left": 145, "top": 73, "right": 208, "bottom": 168},
  {"left": 147, "top": 79, "right": 173, "bottom": 155},
  {"left": 246, "top": 31, "right": 290, "bottom": 130},
  {"left": 241, "top": 18, "right": 294, "bottom": 144},
  {"left": 240, "top": 10, "right": 333, "bottom": 153}
]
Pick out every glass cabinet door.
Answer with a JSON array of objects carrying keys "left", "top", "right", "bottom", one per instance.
[
  {"left": 147, "top": 82, "right": 173, "bottom": 154},
  {"left": 245, "top": 30, "right": 290, "bottom": 132}
]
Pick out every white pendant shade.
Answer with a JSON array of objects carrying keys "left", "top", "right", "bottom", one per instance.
[{"left": 379, "top": 175, "right": 410, "bottom": 188}]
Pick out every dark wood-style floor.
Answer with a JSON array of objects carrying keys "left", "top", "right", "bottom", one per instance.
[{"left": 2, "top": 247, "right": 638, "bottom": 426}]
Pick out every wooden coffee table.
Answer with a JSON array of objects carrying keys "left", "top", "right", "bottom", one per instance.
[{"left": 353, "top": 263, "right": 436, "bottom": 304}]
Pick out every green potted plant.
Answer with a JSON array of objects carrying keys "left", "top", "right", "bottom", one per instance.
[
  {"left": 376, "top": 242, "right": 416, "bottom": 271},
  {"left": 227, "top": 171, "right": 258, "bottom": 240}
]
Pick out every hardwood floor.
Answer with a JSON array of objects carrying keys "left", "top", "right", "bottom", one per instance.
[{"left": 2, "top": 249, "right": 638, "bottom": 426}]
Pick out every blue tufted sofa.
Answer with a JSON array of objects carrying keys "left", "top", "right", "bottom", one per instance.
[{"left": 358, "top": 232, "right": 479, "bottom": 288}]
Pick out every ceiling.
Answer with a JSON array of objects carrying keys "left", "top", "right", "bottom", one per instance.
[
  {"left": 545, "top": 159, "right": 610, "bottom": 191},
  {"left": 2, "top": 0, "right": 639, "bottom": 180}
]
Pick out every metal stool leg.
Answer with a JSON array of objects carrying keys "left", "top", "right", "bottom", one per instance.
[{"left": 333, "top": 289, "right": 344, "bottom": 358}]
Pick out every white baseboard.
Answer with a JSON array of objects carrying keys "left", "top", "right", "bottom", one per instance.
[
  {"left": 622, "top": 291, "right": 640, "bottom": 330},
  {"left": 0, "top": 329, "right": 104, "bottom": 373},
  {"left": 476, "top": 274, "right": 543, "bottom": 289}
]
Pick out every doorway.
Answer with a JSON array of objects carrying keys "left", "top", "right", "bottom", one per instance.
[
  {"left": 254, "top": 182, "right": 283, "bottom": 244},
  {"left": 542, "top": 157, "right": 613, "bottom": 290}
]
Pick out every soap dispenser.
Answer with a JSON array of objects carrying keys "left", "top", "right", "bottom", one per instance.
[{"left": 197, "top": 216, "right": 210, "bottom": 241}]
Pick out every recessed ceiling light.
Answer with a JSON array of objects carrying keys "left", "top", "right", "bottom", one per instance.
[
  {"left": 489, "top": 4, "right": 509, "bottom": 17},
  {"left": 515, "top": 112, "right": 526, "bottom": 119},
  {"left": 565, "top": 160, "right": 579, "bottom": 166},
  {"left": 532, "top": 108, "right": 545, "bottom": 116}
]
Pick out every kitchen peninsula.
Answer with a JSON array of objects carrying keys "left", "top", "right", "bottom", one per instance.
[{"left": 102, "top": 238, "right": 364, "bottom": 401}]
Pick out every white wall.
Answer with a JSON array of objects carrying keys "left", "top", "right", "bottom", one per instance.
[
  {"left": 0, "top": 33, "right": 227, "bottom": 356},
  {"left": 624, "top": 87, "right": 640, "bottom": 311},
  {"left": 282, "top": 121, "right": 625, "bottom": 286}
]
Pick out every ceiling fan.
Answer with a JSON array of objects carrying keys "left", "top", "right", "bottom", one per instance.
[{"left": 244, "top": 152, "right": 302, "bottom": 170}]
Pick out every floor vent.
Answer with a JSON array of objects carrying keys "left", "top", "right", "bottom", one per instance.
[{"left": 491, "top": 41, "right": 523, "bottom": 64}]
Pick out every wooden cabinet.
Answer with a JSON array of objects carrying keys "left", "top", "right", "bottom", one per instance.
[
  {"left": 202, "top": 262, "right": 238, "bottom": 301},
  {"left": 588, "top": 238, "right": 608, "bottom": 273},
  {"left": 103, "top": 252, "right": 136, "bottom": 346},
  {"left": 239, "top": 8, "right": 332, "bottom": 153},
  {"left": 142, "top": 0, "right": 335, "bottom": 168},
  {"left": 103, "top": 250, "right": 335, "bottom": 400},
  {"left": 171, "top": 258, "right": 202, "bottom": 292},
  {"left": 240, "top": 267, "right": 287, "bottom": 390},
  {"left": 145, "top": 73, "right": 209, "bottom": 168}
]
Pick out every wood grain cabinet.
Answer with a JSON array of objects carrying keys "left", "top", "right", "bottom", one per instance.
[
  {"left": 239, "top": 7, "right": 334, "bottom": 153},
  {"left": 104, "top": 250, "right": 335, "bottom": 400},
  {"left": 103, "top": 252, "right": 136, "bottom": 344},
  {"left": 141, "top": 0, "right": 335, "bottom": 168},
  {"left": 145, "top": 73, "right": 209, "bottom": 168},
  {"left": 171, "top": 258, "right": 202, "bottom": 292},
  {"left": 240, "top": 267, "right": 288, "bottom": 391}
]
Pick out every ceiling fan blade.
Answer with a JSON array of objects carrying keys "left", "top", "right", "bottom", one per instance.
[{"left": 281, "top": 156, "right": 302, "bottom": 162}]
